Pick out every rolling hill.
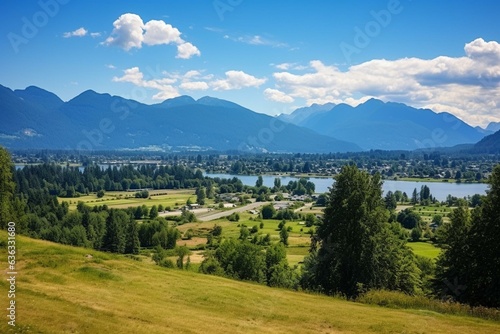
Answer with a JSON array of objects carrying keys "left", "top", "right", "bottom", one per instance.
[
  {"left": 1, "top": 231, "right": 499, "bottom": 334},
  {"left": 0, "top": 85, "right": 360, "bottom": 153},
  {"left": 284, "top": 99, "right": 486, "bottom": 151}
]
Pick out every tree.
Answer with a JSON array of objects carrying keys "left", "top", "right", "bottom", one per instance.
[
  {"left": 176, "top": 246, "right": 191, "bottom": 269},
  {"left": 273, "top": 178, "right": 281, "bottom": 190},
  {"left": 261, "top": 204, "right": 276, "bottom": 219},
  {"left": 96, "top": 190, "right": 105, "bottom": 198},
  {"left": 303, "top": 165, "right": 420, "bottom": 297},
  {"left": 255, "top": 175, "right": 264, "bottom": 187},
  {"left": 431, "top": 215, "right": 443, "bottom": 227},
  {"left": 134, "top": 206, "right": 143, "bottom": 219},
  {"left": 239, "top": 226, "right": 250, "bottom": 240},
  {"left": 149, "top": 205, "right": 158, "bottom": 219},
  {"left": 410, "top": 227, "right": 422, "bottom": 242},
  {"left": 102, "top": 209, "right": 127, "bottom": 253},
  {"left": 196, "top": 187, "right": 206, "bottom": 205},
  {"left": 397, "top": 209, "right": 422, "bottom": 230},
  {"left": 436, "top": 165, "right": 500, "bottom": 307},
  {"left": 384, "top": 191, "right": 397, "bottom": 211},
  {"left": 0, "top": 147, "right": 15, "bottom": 227},
  {"left": 125, "top": 216, "right": 140, "bottom": 254},
  {"left": 411, "top": 188, "right": 419, "bottom": 204},
  {"left": 434, "top": 201, "right": 471, "bottom": 303},
  {"left": 279, "top": 226, "right": 289, "bottom": 246}
]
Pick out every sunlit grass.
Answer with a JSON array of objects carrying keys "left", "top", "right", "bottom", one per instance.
[
  {"left": 1, "top": 231, "right": 499, "bottom": 333},
  {"left": 407, "top": 242, "right": 442, "bottom": 260},
  {"left": 58, "top": 189, "right": 210, "bottom": 210}
]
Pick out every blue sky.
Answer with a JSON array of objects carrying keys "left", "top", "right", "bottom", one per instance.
[{"left": 1, "top": 0, "right": 500, "bottom": 126}]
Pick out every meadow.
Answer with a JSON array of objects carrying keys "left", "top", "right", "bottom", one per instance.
[
  {"left": 407, "top": 242, "right": 442, "bottom": 260},
  {"left": 58, "top": 189, "right": 205, "bottom": 211},
  {"left": 1, "top": 231, "right": 499, "bottom": 334}
]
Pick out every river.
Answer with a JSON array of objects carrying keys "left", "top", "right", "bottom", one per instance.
[{"left": 205, "top": 173, "right": 489, "bottom": 201}]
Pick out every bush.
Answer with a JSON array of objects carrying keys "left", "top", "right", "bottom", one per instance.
[
  {"left": 160, "top": 259, "right": 175, "bottom": 268},
  {"left": 357, "top": 290, "right": 500, "bottom": 321}
]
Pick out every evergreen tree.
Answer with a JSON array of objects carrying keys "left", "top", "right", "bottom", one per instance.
[
  {"left": 434, "top": 201, "right": 471, "bottom": 302},
  {"left": 149, "top": 205, "right": 158, "bottom": 219},
  {"left": 436, "top": 165, "right": 500, "bottom": 307},
  {"left": 303, "top": 165, "right": 420, "bottom": 297},
  {"left": 102, "top": 209, "right": 126, "bottom": 253},
  {"left": 279, "top": 226, "right": 289, "bottom": 246},
  {"left": 196, "top": 187, "right": 206, "bottom": 205},
  {"left": 0, "top": 147, "right": 15, "bottom": 228},
  {"left": 255, "top": 175, "right": 264, "bottom": 187},
  {"left": 125, "top": 216, "right": 140, "bottom": 254}
]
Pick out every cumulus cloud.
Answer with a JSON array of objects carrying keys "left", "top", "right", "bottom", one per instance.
[
  {"left": 180, "top": 81, "right": 209, "bottom": 90},
  {"left": 212, "top": 71, "right": 267, "bottom": 90},
  {"left": 112, "top": 67, "right": 180, "bottom": 100},
  {"left": 63, "top": 27, "right": 88, "bottom": 38},
  {"left": 270, "top": 38, "right": 500, "bottom": 126},
  {"left": 103, "top": 13, "right": 200, "bottom": 59},
  {"left": 112, "top": 67, "right": 266, "bottom": 101},
  {"left": 177, "top": 42, "right": 201, "bottom": 59},
  {"left": 143, "top": 19, "right": 182, "bottom": 45},
  {"left": 264, "top": 88, "right": 294, "bottom": 103}
]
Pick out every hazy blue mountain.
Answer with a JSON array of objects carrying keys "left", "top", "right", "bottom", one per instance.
[
  {"left": 486, "top": 122, "right": 500, "bottom": 133},
  {"left": 278, "top": 102, "right": 336, "bottom": 125},
  {"left": 14, "top": 86, "right": 64, "bottom": 111},
  {"left": 295, "top": 98, "right": 486, "bottom": 150},
  {"left": 474, "top": 126, "right": 493, "bottom": 135},
  {"left": 472, "top": 129, "right": 500, "bottom": 154},
  {"left": 0, "top": 85, "right": 361, "bottom": 153}
]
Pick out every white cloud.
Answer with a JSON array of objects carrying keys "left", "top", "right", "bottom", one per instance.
[
  {"left": 103, "top": 13, "right": 200, "bottom": 59},
  {"left": 103, "top": 13, "right": 144, "bottom": 50},
  {"left": 212, "top": 70, "right": 267, "bottom": 90},
  {"left": 63, "top": 27, "right": 88, "bottom": 38},
  {"left": 112, "top": 67, "right": 267, "bottom": 101},
  {"left": 180, "top": 81, "right": 209, "bottom": 90},
  {"left": 90, "top": 32, "right": 101, "bottom": 38},
  {"left": 143, "top": 20, "right": 182, "bottom": 45},
  {"left": 264, "top": 88, "right": 294, "bottom": 103},
  {"left": 224, "top": 34, "right": 288, "bottom": 48},
  {"left": 112, "top": 67, "right": 180, "bottom": 100},
  {"left": 106, "top": 64, "right": 116, "bottom": 69},
  {"left": 176, "top": 42, "right": 201, "bottom": 59},
  {"left": 270, "top": 38, "right": 500, "bottom": 126}
]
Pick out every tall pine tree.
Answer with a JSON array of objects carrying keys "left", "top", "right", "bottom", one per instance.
[
  {"left": 436, "top": 165, "right": 500, "bottom": 307},
  {"left": 303, "top": 165, "right": 420, "bottom": 297},
  {"left": 0, "top": 147, "right": 15, "bottom": 228}
]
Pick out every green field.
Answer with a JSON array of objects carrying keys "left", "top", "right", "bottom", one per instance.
[
  {"left": 411, "top": 204, "right": 454, "bottom": 224},
  {"left": 407, "top": 242, "right": 442, "bottom": 260},
  {"left": 177, "top": 213, "right": 312, "bottom": 265},
  {"left": 1, "top": 231, "right": 499, "bottom": 333},
  {"left": 58, "top": 189, "right": 204, "bottom": 211}
]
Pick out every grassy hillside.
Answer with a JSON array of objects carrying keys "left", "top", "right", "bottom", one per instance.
[{"left": 1, "top": 231, "right": 499, "bottom": 333}]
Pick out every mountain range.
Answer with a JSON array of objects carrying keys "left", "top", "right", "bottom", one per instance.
[
  {"left": 0, "top": 85, "right": 359, "bottom": 153},
  {"left": 279, "top": 99, "right": 488, "bottom": 151},
  {"left": 1, "top": 84, "right": 497, "bottom": 153}
]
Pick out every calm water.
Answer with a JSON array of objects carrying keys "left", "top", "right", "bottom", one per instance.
[{"left": 205, "top": 173, "right": 489, "bottom": 201}]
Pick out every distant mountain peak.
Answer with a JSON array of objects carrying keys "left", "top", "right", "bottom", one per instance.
[
  {"left": 157, "top": 95, "right": 196, "bottom": 108},
  {"left": 278, "top": 102, "right": 336, "bottom": 124},
  {"left": 13, "top": 85, "right": 63, "bottom": 109},
  {"left": 197, "top": 96, "right": 246, "bottom": 110}
]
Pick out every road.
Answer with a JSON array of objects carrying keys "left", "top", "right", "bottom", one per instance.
[
  {"left": 197, "top": 201, "right": 264, "bottom": 221},
  {"left": 197, "top": 201, "right": 294, "bottom": 221}
]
